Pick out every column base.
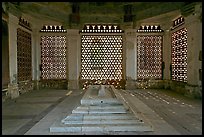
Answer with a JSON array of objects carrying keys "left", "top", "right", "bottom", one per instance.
[
  {"left": 18, "top": 81, "right": 34, "bottom": 94},
  {"left": 8, "top": 83, "right": 19, "bottom": 99},
  {"left": 68, "top": 80, "right": 79, "bottom": 90}
]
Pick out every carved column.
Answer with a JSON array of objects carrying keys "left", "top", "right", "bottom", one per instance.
[
  {"left": 184, "top": 3, "right": 202, "bottom": 98},
  {"left": 67, "top": 29, "right": 81, "bottom": 89},
  {"left": 8, "top": 13, "right": 19, "bottom": 99},
  {"left": 125, "top": 29, "right": 137, "bottom": 89}
]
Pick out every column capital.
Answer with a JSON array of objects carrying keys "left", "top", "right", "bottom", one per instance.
[
  {"left": 124, "top": 29, "right": 136, "bottom": 36},
  {"left": 8, "top": 13, "right": 19, "bottom": 26},
  {"left": 67, "top": 29, "right": 80, "bottom": 36}
]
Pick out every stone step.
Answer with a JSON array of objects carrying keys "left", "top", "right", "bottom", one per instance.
[
  {"left": 72, "top": 108, "right": 127, "bottom": 114},
  {"left": 81, "top": 99, "right": 123, "bottom": 105},
  {"left": 74, "top": 105, "right": 127, "bottom": 110},
  {"left": 62, "top": 119, "right": 143, "bottom": 125},
  {"left": 104, "top": 125, "right": 153, "bottom": 132},
  {"left": 84, "top": 114, "right": 138, "bottom": 120},
  {"left": 50, "top": 85, "right": 154, "bottom": 134},
  {"left": 62, "top": 113, "right": 139, "bottom": 122},
  {"left": 50, "top": 123, "right": 153, "bottom": 133},
  {"left": 72, "top": 105, "right": 128, "bottom": 114}
]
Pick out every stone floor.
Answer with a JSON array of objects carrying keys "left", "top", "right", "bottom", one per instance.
[{"left": 2, "top": 88, "right": 202, "bottom": 135}]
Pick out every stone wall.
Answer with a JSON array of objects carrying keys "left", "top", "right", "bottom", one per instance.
[
  {"left": 124, "top": 3, "right": 202, "bottom": 99},
  {"left": 3, "top": 2, "right": 202, "bottom": 100},
  {"left": 39, "top": 80, "right": 68, "bottom": 89},
  {"left": 18, "top": 81, "right": 34, "bottom": 94}
]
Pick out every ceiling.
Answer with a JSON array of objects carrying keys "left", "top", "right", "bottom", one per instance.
[{"left": 3, "top": 2, "right": 190, "bottom": 28}]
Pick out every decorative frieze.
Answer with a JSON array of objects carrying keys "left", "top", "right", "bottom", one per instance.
[
  {"left": 80, "top": 24, "right": 124, "bottom": 33},
  {"left": 19, "top": 17, "right": 32, "bottom": 31},
  {"left": 40, "top": 25, "right": 67, "bottom": 33},
  {"left": 171, "top": 16, "right": 185, "bottom": 30},
  {"left": 137, "top": 25, "right": 164, "bottom": 33}
]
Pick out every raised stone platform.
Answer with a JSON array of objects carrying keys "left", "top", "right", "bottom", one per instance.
[
  {"left": 50, "top": 85, "right": 153, "bottom": 134},
  {"left": 80, "top": 85, "right": 121, "bottom": 105}
]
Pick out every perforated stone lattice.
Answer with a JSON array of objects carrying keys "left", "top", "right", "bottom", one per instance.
[
  {"left": 171, "top": 28, "right": 187, "bottom": 82},
  {"left": 41, "top": 36, "right": 67, "bottom": 79},
  {"left": 81, "top": 35, "right": 123, "bottom": 80},
  {"left": 17, "top": 28, "right": 32, "bottom": 81},
  {"left": 137, "top": 35, "right": 163, "bottom": 80}
]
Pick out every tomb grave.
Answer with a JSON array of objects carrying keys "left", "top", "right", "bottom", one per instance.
[{"left": 50, "top": 85, "right": 153, "bottom": 134}]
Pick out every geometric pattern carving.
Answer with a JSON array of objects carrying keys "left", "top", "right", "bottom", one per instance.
[
  {"left": 19, "top": 17, "right": 32, "bottom": 31},
  {"left": 40, "top": 25, "right": 67, "bottom": 33},
  {"left": 137, "top": 35, "right": 163, "bottom": 80},
  {"left": 137, "top": 25, "right": 164, "bottom": 33},
  {"left": 40, "top": 79, "right": 67, "bottom": 89},
  {"left": 17, "top": 28, "right": 32, "bottom": 81},
  {"left": 171, "top": 28, "right": 187, "bottom": 82},
  {"left": 171, "top": 16, "right": 185, "bottom": 30},
  {"left": 41, "top": 36, "right": 67, "bottom": 79},
  {"left": 80, "top": 24, "right": 123, "bottom": 33},
  {"left": 18, "top": 81, "right": 33, "bottom": 94},
  {"left": 81, "top": 35, "right": 123, "bottom": 80},
  {"left": 81, "top": 35, "right": 123, "bottom": 89}
]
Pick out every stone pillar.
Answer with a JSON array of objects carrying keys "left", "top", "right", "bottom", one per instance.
[
  {"left": 162, "top": 27, "right": 171, "bottom": 80},
  {"left": 8, "top": 13, "right": 19, "bottom": 99},
  {"left": 185, "top": 4, "right": 202, "bottom": 86},
  {"left": 67, "top": 29, "right": 81, "bottom": 89},
  {"left": 124, "top": 29, "right": 137, "bottom": 89},
  {"left": 162, "top": 23, "right": 172, "bottom": 89},
  {"left": 31, "top": 26, "right": 41, "bottom": 90},
  {"left": 184, "top": 3, "right": 202, "bottom": 98}
]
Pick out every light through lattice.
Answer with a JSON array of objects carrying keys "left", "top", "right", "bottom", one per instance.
[
  {"left": 41, "top": 36, "right": 67, "bottom": 79},
  {"left": 137, "top": 35, "right": 162, "bottom": 80},
  {"left": 171, "top": 28, "right": 187, "bottom": 82},
  {"left": 81, "top": 35, "right": 123, "bottom": 81},
  {"left": 17, "top": 28, "right": 32, "bottom": 81}
]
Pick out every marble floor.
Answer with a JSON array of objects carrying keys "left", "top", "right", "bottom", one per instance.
[{"left": 2, "top": 88, "right": 202, "bottom": 135}]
